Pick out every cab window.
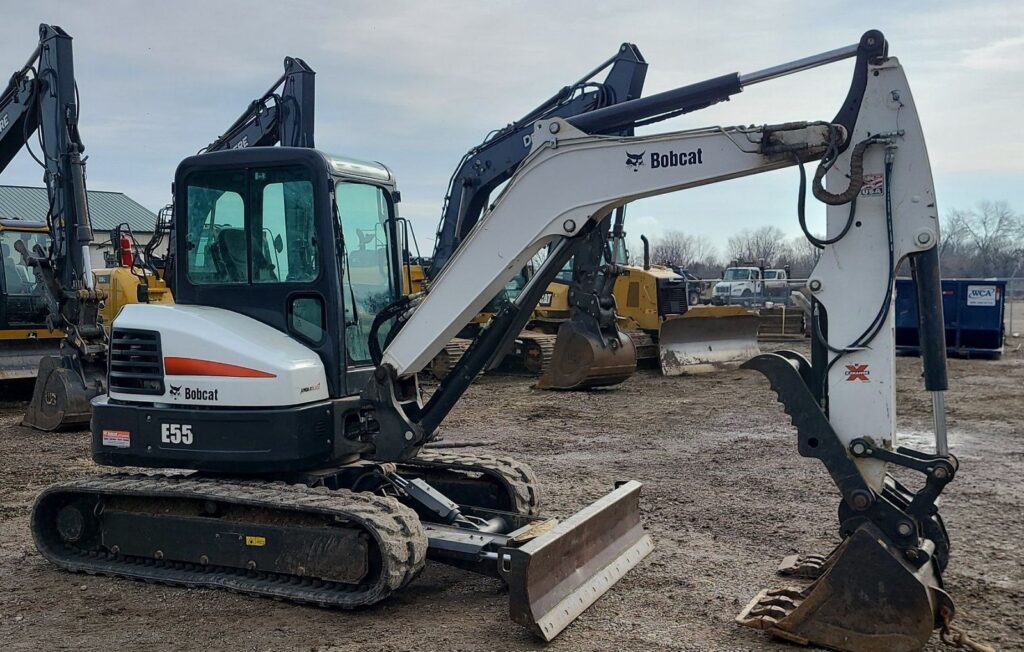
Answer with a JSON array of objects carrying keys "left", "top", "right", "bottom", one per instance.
[
  {"left": 335, "top": 182, "right": 396, "bottom": 365},
  {"left": 185, "top": 166, "right": 317, "bottom": 285}
]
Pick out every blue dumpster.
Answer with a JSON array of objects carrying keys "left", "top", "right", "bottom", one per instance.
[{"left": 895, "top": 278, "right": 1006, "bottom": 357}]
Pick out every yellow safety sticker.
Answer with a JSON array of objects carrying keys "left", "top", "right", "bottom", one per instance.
[{"left": 245, "top": 535, "right": 266, "bottom": 547}]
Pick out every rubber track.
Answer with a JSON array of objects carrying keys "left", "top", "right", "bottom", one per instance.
[
  {"left": 32, "top": 474, "right": 427, "bottom": 608},
  {"left": 404, "top": 450, "right": 541, "bottom": 516}
]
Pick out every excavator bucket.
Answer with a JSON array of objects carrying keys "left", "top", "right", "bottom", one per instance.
[
  {"left": 22, "top": 355, "right": 101, "bottom": 431},
  {"left": 536, "top": 321, "right": 637, "bottom": 390},
  {"left": 501, "top": 480, "right": 653, "bottom": 641},
  {"left": 736, "top": 522, "right": 952, "bottom": 652},
  {"left": 658, "top": 306, "right": 761, "bottom": 376}
]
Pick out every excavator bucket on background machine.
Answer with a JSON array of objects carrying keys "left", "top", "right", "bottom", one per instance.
[
  {"left": 658, "top": 306, "right": 761, "bottom": 375},
  {"left": 21, "top": 354, "right": 103, "bottom": 430},
  {"left": 536, "top": 319, "right": 636, "bottom": 389}
]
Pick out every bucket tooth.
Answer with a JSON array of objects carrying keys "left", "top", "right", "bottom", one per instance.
[
  {"left": 738, "top": 523, "right": 952, "bottom": 652},
  {"left": 778, "top": 552, "right": 831, "bottom": 579},
  {"left": 500, "top": 480, "right": 652, "bottom": 641},
  {"left": 659, "top": 307, "right": 760, "bottom": 376},
  {"left": 536, "top": 321, "right": 636, "bottom": 390}
]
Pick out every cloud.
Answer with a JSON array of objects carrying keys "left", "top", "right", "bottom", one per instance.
[{"left": 2, "top": 0, "right": 1022, "bottom": 252}]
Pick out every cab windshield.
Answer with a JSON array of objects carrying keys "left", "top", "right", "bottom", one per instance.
[
  {"left": 184, "top": 166, "right": 318, "bottom": 285},
  {"left": 1, "top": 230, "right": 47, "bottom": 295},
  {"left": 723, "top": 268, "right": 754, "bottom": 281}
]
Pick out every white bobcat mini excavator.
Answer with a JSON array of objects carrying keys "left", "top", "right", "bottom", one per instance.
[{"left": 33, "top": 31, "right": 964, "bottom": 649}]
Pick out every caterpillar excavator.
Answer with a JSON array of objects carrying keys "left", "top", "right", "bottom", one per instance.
[
  {"left": 32, "top": 31, "right": 965, "bottom": 650},
  {"left": 0, "top": 24, "right": 108, "bottom": 430}
]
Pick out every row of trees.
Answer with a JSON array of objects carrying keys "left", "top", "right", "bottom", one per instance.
[{"left": 636, "top": 201, "right": 1023, "bottom": 280}]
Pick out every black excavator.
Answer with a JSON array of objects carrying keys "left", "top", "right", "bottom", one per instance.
[
  {"left": 422, "top": 43, "right": 646, "bottom": 386},
  {"left": 0, "top": 24, "right": 106, "bottom": 430}
]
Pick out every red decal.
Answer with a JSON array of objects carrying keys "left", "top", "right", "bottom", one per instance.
[
  {"left": 164, "top": 357, "right": 276, "bottom": 378},
  {"left": 844, "top": 364, "right": 870, "bottom": 382}
]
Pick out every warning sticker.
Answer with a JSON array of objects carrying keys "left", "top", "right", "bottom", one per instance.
[
  {"left": 102, "top": 429, "right": 131, "bottom": 448},
  {"left": 245, "top": 535, "right": 266, "bottom": 547},
  {"left": 966, "top": 285, "right": 997, "bottom": 306},
  {"left": 860, "top": 174, "right": 884, "bottom": 196}
]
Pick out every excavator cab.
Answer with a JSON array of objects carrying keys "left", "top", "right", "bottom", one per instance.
[{"left": 0, "top": 221, "right": 64, "bottom": 380}]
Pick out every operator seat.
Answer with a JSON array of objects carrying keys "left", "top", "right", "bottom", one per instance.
[{"left": 209, "top": 228, "right": 247, "bottom": 282}]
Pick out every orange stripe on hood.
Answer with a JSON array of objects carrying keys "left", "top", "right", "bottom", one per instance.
[{"left": 164, "top": 357, "right": 276, "bottom": 378}]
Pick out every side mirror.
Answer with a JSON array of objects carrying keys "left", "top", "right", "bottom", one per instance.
[{"left": 274, "top": 234, "right": 284, "bottom": 254}]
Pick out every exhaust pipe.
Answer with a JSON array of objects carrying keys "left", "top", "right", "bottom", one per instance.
[{"left": 640, "top": 234, "right": 650, "bottom": 270}]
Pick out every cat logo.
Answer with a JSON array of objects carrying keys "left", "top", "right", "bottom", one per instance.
[
  {"left": 169, "top": 384, "right": 182, "bottom": 397},
  {"left": 625, "top": 151, "right": 645, "bottom": 172}
]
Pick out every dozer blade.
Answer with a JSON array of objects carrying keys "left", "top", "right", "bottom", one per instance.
[
  {"left": 536, "top": 321, "right": 636, "bottom": 390},
  {"left": 737, "top": 522, "right": 952, "bottom": 652},
  {"left": 659, "top": 306, "right": 760, "bottom": 376},
  {"left": 500, "top": 480, "right": 653, "bottom": 641},
  {"left": 22, "top": 355, "right": 100, "bottom": 431}
]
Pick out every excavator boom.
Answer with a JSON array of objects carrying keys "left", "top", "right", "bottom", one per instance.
[{"left": 367, "top": 30, "right": 959, "bottom": 649}]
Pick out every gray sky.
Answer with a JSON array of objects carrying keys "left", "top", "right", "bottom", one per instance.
[{"left": 3, "top": 1, "right": 1022, "bottom": 256}]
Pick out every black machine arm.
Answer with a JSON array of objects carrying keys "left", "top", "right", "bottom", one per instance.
[
  {"left": 202, "top": 56, "right": 315, "bottom": 152},
  {"left": 428, "top": 44, "right": 648, "bottom": 277},
  {"left": 5, "top": 25, "right": 109, "bottom": 431},
  {"left": 2, "top": 24, "right": 96, "bottom": 295}
]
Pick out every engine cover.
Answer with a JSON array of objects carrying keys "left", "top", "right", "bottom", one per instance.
[{"left": 108, "top": 304, "right": 328, "bottom": 407}]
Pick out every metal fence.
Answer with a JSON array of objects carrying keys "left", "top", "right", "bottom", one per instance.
[{"left": 1006, "top": 277, "right": 1023, "bottom": 337}]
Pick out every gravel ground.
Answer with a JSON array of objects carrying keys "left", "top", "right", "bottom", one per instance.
[{"left": 0, "top": 337, "right": 1021, "bottom": 651}]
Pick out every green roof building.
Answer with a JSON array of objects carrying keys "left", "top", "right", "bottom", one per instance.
[{"left": 0, "top": 185, "right": 163, "bottom": 269}]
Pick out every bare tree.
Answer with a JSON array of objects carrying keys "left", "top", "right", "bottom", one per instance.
[
  {"left": 648, "top": 230, "right": 718, "bottom": 269},
  {"left": 780, "top": 235, "right": 822, "bottom": 278},
  {"left": 942, "top": 201, "right": 1023, "bottom": 277},
  {"left": 725, "top": 226, "right": 789, "bottom": 267}
]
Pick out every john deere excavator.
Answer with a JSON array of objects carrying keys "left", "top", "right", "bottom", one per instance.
[
  {"left": 422, "top": 43, "right": 647, "bottom": 382},
  {"left": 33, "top": 31, "right": 966, "bottom": 649},
  {"left": 0, "top": 24, "right": 108, "bottom": 430}
]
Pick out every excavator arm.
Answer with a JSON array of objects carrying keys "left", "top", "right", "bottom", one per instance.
[
  {"left": 202, "top": 56, "right": 315, "bottom": 152},
  {"left": 370, "top": 31, "right": 959, "bottom": 650},
  {"left": 428, "top": 44, "right": 647, "bottom": 276},
  {"left": 2, "top": 24, "right": 107, "bottom": 430}
]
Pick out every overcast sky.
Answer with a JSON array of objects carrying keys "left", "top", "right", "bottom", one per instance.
[{"left": 3, "top": 1, "right": 1022, "bottom": 256}]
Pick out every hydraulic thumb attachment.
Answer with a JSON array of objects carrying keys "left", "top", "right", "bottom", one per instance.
[{"left": 738, "top": 353, "right": 957, "bottom": 651}]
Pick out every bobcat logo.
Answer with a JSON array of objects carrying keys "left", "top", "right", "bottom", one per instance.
[
  {"left": 625, "top": 151, "right": 645, "bottom": 172},
  {"left": 169, "top": 385, "right": 182, "bottom": 397}
]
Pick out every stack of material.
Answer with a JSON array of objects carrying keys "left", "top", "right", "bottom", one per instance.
[{"left": 757, "top": 305, "right": 806, "bottom": 340}]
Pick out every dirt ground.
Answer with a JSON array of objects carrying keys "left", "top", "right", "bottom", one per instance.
[{"left": 0, "top": 334, "right": 1021, "bottom": 651}]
